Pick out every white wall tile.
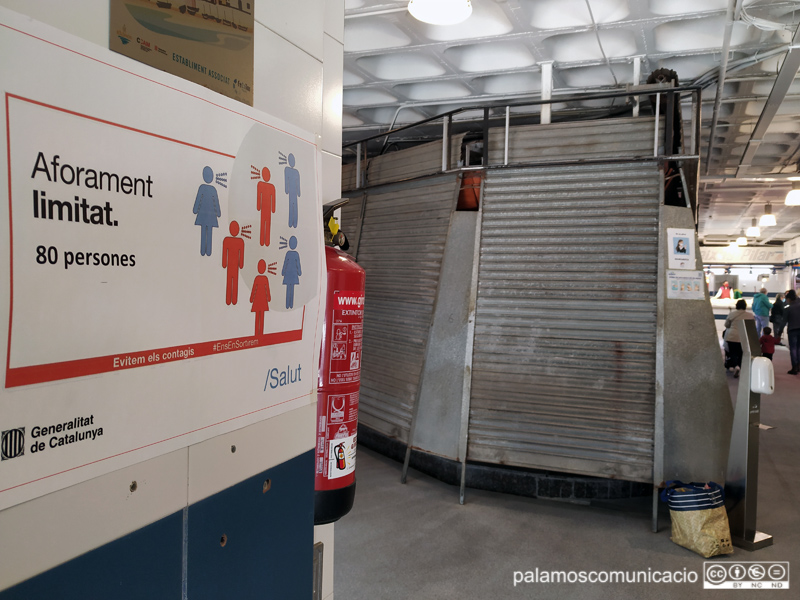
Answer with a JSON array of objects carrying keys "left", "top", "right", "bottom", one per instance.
[
  {"left": 324, "top": 0, "right": 345, "bottom": 44},
  {"left": 256, "top": 0, "right": 325, "bottom": 61},
  {"left": 0, "top": 448, "right": 189, "bottom": 590},
  {"left": 254, "top": 24, "right": 323, "bottom": 140},
  {"left": 187, "top": 403, "right": 316, "bottom": 504},
  {"left": 322, "top": 34, "right": 344, "bottom": 155},
  {"left": 321, "top": 150, "right": 343, "bottom": 204},
  {"left": 0, "top": 0, "right": 108, "bottom": 46}
]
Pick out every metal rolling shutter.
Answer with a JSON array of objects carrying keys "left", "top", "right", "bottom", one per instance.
[
  {"left": 342, "top": 135, "right": 465, "bottom": 192},
  {"left": 357, "top": 174, "right": 459, "bottom": 442},
  {"left": 468, "top": 163, "right": 660, "bottom": 482},
  {"left": 488, "top": 116, "right": 664, "bottom": 164}
]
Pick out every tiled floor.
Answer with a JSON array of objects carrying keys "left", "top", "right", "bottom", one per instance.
[{"left": 335, "top": 347, "right": 799, "bottom": 599}]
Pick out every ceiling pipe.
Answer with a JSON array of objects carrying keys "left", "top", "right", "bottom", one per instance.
[
  {"left": 736, "top": 22, "right": 800, "bottom": 178},
  {"left": 704, "top": 0, "right": 743, "bottom": 176},
  {"left": 344, "top": 7, "right": 407, "bottom": 19}
]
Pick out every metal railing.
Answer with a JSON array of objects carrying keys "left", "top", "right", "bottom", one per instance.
[{"left": 343, "top": 84, "right": 702, "bottom": 189}]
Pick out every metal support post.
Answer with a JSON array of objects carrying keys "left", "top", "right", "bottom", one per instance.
[
  {"left": 541, "top": 62, "right": 553, "bottom": 125},
  {"left": 442, "top": 116, "right": 450, "bottom": 173},
  {"left": 653, "top": 93, "right": 660, "bottom": 157},
  {"left": 482, "top": 108, "right": 489, "bottom": 166},
  {"left": 504, "top": 106, "right": 510, "bottom": 165},
  {"left": 725, "top": 319, "right": 773, "bottom": 551},
  {"left": 355, "top": 142, "right": 362, "bottom": 190},
  {"left": 632, "top": 56, "right": 642, "bottom": 118},
  {"left": 665, "top": 91, "right": 675, "bottom": 155}
]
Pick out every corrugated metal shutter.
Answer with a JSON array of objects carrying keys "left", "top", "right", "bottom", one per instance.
[
  {"left": 488, "top": 116, "right": 664, "bottom": 164},
  {"left": 342, "top": 135, "right": 465, "bottom": 192},
  {"left": 342, "top": 162, "right": 358, "bottom": 192},
  {"left": 468, "top": 162, "right": 660, "bottom": 482},
  {"left": 357, "top": 174, "right": 460, "bottom": 442}
]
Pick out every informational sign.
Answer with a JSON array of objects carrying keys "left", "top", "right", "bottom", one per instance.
[
  {"left": 667, "top": 227, "right": 696, "bottom": 270},
  {"left": 0, "top": 9, "right": 322, "bottom": 510},
  {"left": 783, "top": 235, "right": 800, "bottom": 263},
  {"left": 110, "top": 0, "right": 254, "bottom": 105},
  {"left": 667, "top": 270, "right": 706, "bottom": 300}
]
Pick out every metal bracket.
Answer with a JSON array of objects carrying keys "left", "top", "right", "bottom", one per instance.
[{"left": 312, "top": 542, "right": 324, "bottom": 600}]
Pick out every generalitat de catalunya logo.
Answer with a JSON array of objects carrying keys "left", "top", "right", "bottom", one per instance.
[{"left": 1, "top": 427, "right": 25, "bottom": 460}]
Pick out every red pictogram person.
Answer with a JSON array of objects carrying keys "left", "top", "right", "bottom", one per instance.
[
  {"left": 250, "top": 259, "right": 271, "bottom": 335},
  {"left": 257, "top": 167, "right": 276, "bottom": 247},
  {"left": 222, "top": 220, "right": 245, "bottom": 305}
]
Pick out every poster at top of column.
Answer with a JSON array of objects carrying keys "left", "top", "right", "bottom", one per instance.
[{"left": 0, "top": 7, "right": 323, "bottom": 510}]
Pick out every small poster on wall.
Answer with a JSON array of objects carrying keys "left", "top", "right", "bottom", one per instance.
[
  {"left": 667, "top": 270, "right": 706, "bottom": 300},
  {"left": 667, "top": 227, "right": 696, "bottom": 269},
  {"left": 109, "top": 0, "right": 254, "bottom": 106}
]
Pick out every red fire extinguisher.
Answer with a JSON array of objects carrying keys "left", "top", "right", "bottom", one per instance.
[{"left": 314, "top": 241, "right": 365, "bottom": 525}]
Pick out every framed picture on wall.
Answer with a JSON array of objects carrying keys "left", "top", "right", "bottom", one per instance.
[{"left": 109, "top": 0, "right": 255, "bottom": 106}]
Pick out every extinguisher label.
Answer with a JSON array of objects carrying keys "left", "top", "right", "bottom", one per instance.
[
  {"left": 328, "top": 432, "right": 357, "bottom": 480},
  {"left": 329, "top": 291, "right": 364, "bottom": 385},
  {"left": 316, "top": 390, "right": 359, "bottom": 481}
]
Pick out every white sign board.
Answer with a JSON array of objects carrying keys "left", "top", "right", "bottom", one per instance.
[
  {"left": 666, "top": 270, "right": 706, "bottom": 300},
  {"left": 667, "top": 228, "right": 696, "bottom": 270},
  {"left": 785, "top": 236, "right": 800, "bottom": 263},
  {"left": 700, "top": 245, "right": 785, "bottom": 265},
  {"left": 0, "top": 9, "right": 323, "bottom": 510}
]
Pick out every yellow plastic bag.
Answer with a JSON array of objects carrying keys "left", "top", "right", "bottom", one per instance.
[{"left": 661, "top": 481, "right": 734, "bottom": 558}]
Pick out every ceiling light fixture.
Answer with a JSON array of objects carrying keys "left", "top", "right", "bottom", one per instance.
[
  {"left": 746, "top": 218, "right": 760, "bottom": 237},
  {"left": 787, "top": 181, "right": 800, "bottom": 206},
  {"left": 759, "top": 202, "right": 777, "bottom": 227},
  {"left": 408, "top": 0, "right": 472, "bottom": 26},
  {"left": 728, "top": 241, "right": 739, "bottom": 250},
  {"left": 736, "top": 229, "right": 747, "bottom": 246}
]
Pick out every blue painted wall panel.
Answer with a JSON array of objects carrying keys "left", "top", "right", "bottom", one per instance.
[
  {"left": 0, "top": 451, "right": 314, "bottom": 599},
  {"left": 0, "top": 510, "right": 183, "bottom": 600},
  {"left": 187, "top": 450, "right": 315, "bottom": 600}
]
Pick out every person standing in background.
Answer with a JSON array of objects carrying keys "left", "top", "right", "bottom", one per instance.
[
  {"left": 785, "top": 290, "right": 800, "bottom": 375},
  {"left": 771, "top": 293, "right": 786, "bottom": 345},
  {"left": 752, "top": 287, "right": 772, "bottom": 337},
  {"left": 724, "top": 299, "right": 756, "bottom": 378},
  {"left": 760, "top": 327, "right": 776, "bottom": 361},
  {"left": 715, "top": 280, "right": 732, "bottom": 299}
]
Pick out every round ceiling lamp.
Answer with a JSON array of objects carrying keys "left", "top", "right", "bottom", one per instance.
[
  {"left": 408, "top": 0, "right": 472, "bottom": 26},
  {"left": 759, "top": 202, "right": 777, "bottom": 227},
  {"left": 736, "top": 229, "right": 747, "bottom": 246},
  {"left": 786, "top": 181, "right": 800, "bottom": 206},
  {"left": 745, "top": 218, "right": 760, "bottom": 237}
]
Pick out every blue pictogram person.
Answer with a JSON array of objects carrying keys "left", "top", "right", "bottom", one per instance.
[
  {"left": 284, "top": 153, "right": 301, "bottom": 228},
  {"left": 193, "top": 166, "right": 221, "bottom": 256},
  {"left": 281, "top": 236, "right": 302, "bottom": 309}
]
